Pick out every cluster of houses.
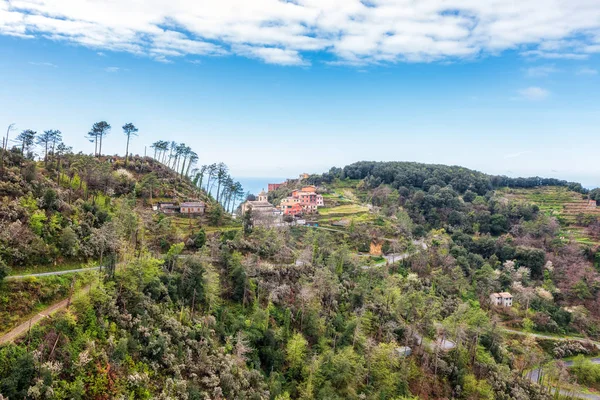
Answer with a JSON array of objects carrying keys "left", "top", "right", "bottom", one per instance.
[
  {"left": 153, "top": 201, "right": 206, "bottom": 215},
  {"left": 240, "top": 184, "right": 325, "bottom": 226},
  {"left": 280, "top": 185, "right": 325, "bottom": 216}
]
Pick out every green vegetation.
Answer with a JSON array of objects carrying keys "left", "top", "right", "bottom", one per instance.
[
  {"left": 499, "top": 186, "right": 600, "bottom": 245},
  {"left": 2, "top": 153, "right": 600, "bottom": 399},
  {"left": 318, "top": 204, "right": 369, "bottom": 216},
  {"left": 0, "top": 271, "right": 97, "bottom": 335},
  {"left": 571, "top": 356, "right": 600, "bottom": 388}
]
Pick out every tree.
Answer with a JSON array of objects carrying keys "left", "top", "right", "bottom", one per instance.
[
  {"left": 243, "top": 206, "right": 253, "bottom": 235},
  {"left": 215, "top": 162, "right": 229, "bottom": 202},
  {"left": 208, "top": 205, "right": 223, "bottom": 226},
  {"left": 15, "top": 129, "right": 36, "bottom": 156},
  {"left": 0, "top": 257, "right": 10, "bottom": 282},
  {"left": 185, "top": 151, "right": 198, "bottom": 177},
  {"left": 167, "top": 141, "right": 177, "bottom": 168},
  {"left": 151, "top": 141, "right": 160, "bottom": 159},
  {"left": 193, "top": 228, "right": 206, "bottom": 249},
  {"left": 49, "top": 129, "right": 62, "bottom": 157},
  {"left": 122, "top": 123, "right": 139, "bottom": 166},
  {"left": 88, "top": 121, "right": 111, "bottom": 156},
  {"left": 89, "top": 223, "right": 119, "bottom": 264},
  {"left": 59, "top": 227, "right": 79, "bottom": 257},
  {"left": 194, "top": 164, "right": 208, "bottom": 191},
  {"left": 36, "top": 129, "right": 59, "bottom": 165},
  {"left": 54, "top": 142, "right": 72, "bottom": 183},
  {"left": 286, "top": 332, "right": 308, "bottom": 375},
  {"left": 165, "top": 242, "right": 185, "bottom": 272},
  {"left": 138, "top": 172, "right": 158, "bottom": 200},
  {"left": 205, "top": 163, "right": 217, "bottom": 195}
]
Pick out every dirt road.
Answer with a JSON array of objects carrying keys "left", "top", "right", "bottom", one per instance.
[{"left": 0, "top": 286, "right": 91, "bottom": 345}]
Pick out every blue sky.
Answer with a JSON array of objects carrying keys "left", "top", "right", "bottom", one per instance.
[{"left": 1, "top": 0, "right": 600, "bottom": 187}]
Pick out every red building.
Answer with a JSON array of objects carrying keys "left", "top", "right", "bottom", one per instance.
[{"left": 268, "top": 182, "right": 285, "bottom": 192}]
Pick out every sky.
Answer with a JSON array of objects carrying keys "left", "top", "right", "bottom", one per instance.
[{"left": 1, "top": 0, "right": 600, "bottom": 187}]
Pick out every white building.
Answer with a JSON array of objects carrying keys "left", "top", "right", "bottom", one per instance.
[{"left": 490, "top": 292, "right": 513, "bottom": 307}]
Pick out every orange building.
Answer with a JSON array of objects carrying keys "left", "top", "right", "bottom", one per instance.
[
  {"left": 281, "top": 186, "right": 324, "bottom": 215},
  {"left": 282, "top": 202, "right": 303, "bottom": 216}
]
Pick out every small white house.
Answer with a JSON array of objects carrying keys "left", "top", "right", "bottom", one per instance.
[{"left": 490, "top": 292, "right": 513, "bottom": 307}]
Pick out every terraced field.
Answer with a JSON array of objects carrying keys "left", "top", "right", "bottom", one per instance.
[{"left": 500, "top": 187, "right": 600, "bottom": 245}]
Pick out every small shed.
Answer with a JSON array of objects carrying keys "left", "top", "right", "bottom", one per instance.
[{"left": 158, "top": 202, "right": 179, "bottom": 214}]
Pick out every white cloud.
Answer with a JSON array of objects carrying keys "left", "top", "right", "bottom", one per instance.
[
  {"left": 234, "top": 45, "right": 307, "bottom": 66},
  {"left": 517, "top": 86, "right": 550, "bottom": 101},
  {"left": 28, "top": 61, "right": 57, "bottom": 67},
  {"left": 576, "top": 67, "right": 598, "bottom": 75},
  {"left": 2, "top": 0, "right": 600, "bottom": 66},
  {"left": 104, "top": 66, "right": 121, "bottom": 72},
  {"left": 525, "top": 65, "right": 559, "bottom": 77}
]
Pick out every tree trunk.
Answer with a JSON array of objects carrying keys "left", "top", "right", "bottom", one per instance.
[
  {"left": 180, "top": 157, "right": 187, "bottom": 178},
  {"left": 125, "top": 135, "right": 130, "bottom": 166}
]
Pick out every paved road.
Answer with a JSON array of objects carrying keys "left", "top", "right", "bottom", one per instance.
[
  {"left": 6, "top": 266, "right": 101, "bottom": 280},
  {"left": 0, "top": 286, "right": 91, "bottom": 345},
  {"left": 527, "top": 358, "right": 600, "bottom": 400},
  {"left": 502, "top": 327, "right": 600, "bottom": 348},
  {"left": 508, "top": 327, "right": 600, "bottom": 399}
]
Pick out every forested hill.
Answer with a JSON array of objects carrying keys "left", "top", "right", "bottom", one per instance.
[
  {"left": 314, "top": 161, "right": 588, "bottom": 194},
  {"left": 0, "top": 148, "right": 232, "bottom": 270},
  {"left": 3, "top": 151, "right": 600, "bottom": 399}
]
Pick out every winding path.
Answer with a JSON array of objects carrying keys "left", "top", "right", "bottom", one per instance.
[
  {"left": 6, "top": 266, "right": 102, "bottom": 280},
  {"left": 0, "top": 286, "right": 92, "bottom": 345},
  {"left": 527, "top": 358, "right": 600, "bottom": 400}
]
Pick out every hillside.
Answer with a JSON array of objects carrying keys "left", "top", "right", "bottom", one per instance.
[
  {"left": 2, "top": 157, "right": 600, "bottom": 399},
  {"left": 0, "top": 147, "right": 239, "bottom": 338},
  {"left": 500, "top": 186, "right": 600, "bottom": 246}
]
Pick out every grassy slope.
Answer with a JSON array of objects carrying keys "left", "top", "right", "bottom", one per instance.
[
  {"left": 315, "top": 179, "right": 382, "bottom": 227},
  {"left": 0, "top": 272, "right": 97, "bottom": 335},
  {"left": 499, "top": 186, "right": 600, "bottom": 245}
]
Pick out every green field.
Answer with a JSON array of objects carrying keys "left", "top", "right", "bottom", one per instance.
[
  {"left": 499, "top": 186, "right": 600, "bottom": 245},
  {"left": 318, "top": 204, "right": 369, "bottom": 216}
]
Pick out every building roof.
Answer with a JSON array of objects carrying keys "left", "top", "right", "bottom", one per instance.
[
  {"left": 181, "top": 201, "right": 205, "bottom": 207},
  {"left": 498, "top": 292, "right": 512, "bottom": 298},
  {"left": 246, "top": 201, "right": 274, "bottom": 208}
]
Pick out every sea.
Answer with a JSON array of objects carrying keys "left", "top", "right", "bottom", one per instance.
[{"left": 235, "top": 177, "right": 288, "bottom": 196}]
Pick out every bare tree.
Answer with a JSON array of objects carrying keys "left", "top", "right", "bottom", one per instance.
[{"left": 0, "top": 123, "right": 15, "bottom": 172}]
